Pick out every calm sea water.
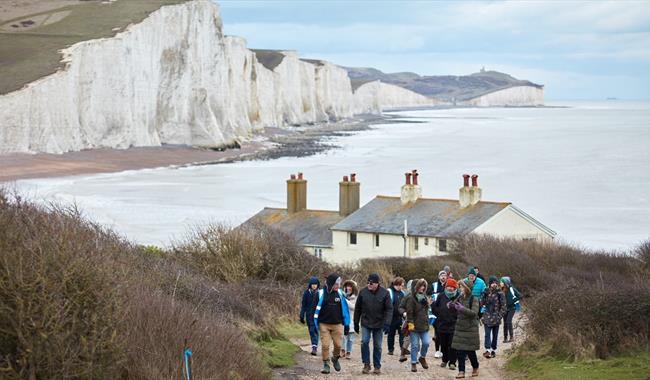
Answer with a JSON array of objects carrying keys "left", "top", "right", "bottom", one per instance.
[{"left": 14, "top": 101, "right": 650, "bottom": 251}]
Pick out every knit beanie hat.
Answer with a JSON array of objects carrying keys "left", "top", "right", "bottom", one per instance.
[
  {"left": 446, "top": 278, "right": 458, "bottom": 289},
  {"left": 367, "top": 273, "right": 380, "bottom": 284},
  {"left": 500, "top": 276, "right": 512, "bottom": 287},
  {"left": 489, "top": 275, "right": 499, "bottom": 285},
  {"left": 438, "top": 270, "right": 447, "bottom": 279},
  {"left": 468, "top": 266, "right": 477, "bottom": 276}
]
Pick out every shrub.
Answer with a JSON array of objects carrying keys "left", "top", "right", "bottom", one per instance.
[
  {"left": 173, "top": 222, "right": 331, "bottom": 284},
  {"left": 0, "top": 193, "right": 128, "bottom": 379}
]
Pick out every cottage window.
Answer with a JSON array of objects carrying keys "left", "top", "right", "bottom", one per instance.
[
  {"left": 414, "top": 237, "right": 419, "bottom": 251},
  {"left": 349, "top": 232, "right": 357, "bottom": 245},
  {"left": 374, "top": 234, "right": 380, "bottom": 247},
  {"left": 424, "top": 238, "right": 429, "bottom": 246},
  {"left": 439, "top": 239, "right": 447, "bottom": 252}
]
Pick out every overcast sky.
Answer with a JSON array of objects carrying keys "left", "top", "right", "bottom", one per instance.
[{"left": 216, "top": 1, "right": 650, "bottom": 100}]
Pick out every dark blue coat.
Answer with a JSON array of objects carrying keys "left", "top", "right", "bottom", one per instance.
[{"left": 300, "top": 277, "right": 320, "bottom": 324}]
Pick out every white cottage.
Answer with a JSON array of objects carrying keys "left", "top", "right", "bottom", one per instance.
[{"left": 243, "top": 171, "right": 555, "bottom": 264}]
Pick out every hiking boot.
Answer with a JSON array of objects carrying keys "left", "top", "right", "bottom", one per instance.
[
  {"left": 449, "top": 363, "right": 457, "bottom": 370},
  {"left": 345, "top": 352, "right": 351, "bottom": 359},
  {"left": 503, "top": 337, "right": 509, "bottom": 343},
  {"left": 411, "top": 363, "right": 417, "bottom": 372},
  {"left": 434, "top": 350, "right": 443, "bottom": 358},
  {"left": 456, "top": 372, "right": 465, "bottom": 379},
  {"left": 362, "top": 364, "right": 371, "bottom": 374},
  {"left": 399, "top": 354, "right": 407, "bottom": 363},
  {"left": 441, "top": 361, "right": 447, "bottom": 368},
  {"left": 311, "top": 346, "right": 317, "bottom": 356},
  {"left": 403, "top": 348, "right": 410, "bottom": 355},
  {"left": 491, "top": 351, "right": 496, "bottom": 358},
  {"left": 418, "top": 357, "right": 429, "bottom": 369},
  {"left": 387, "top": 350, "right": 394, "bottom": 355},
  {"left": 332, "top": 356, "right": 341, "bottom": 372},
  {"left": 373, "top": 367, "right": 381, "bottom": 375},
  {"left": 483, "top": 351, "right": 491, "bottom": 359},
  {"left": 321, "top": 360, "right": 330, "bottom": 374},
  {"left": 472, "top": 368, "right": 479, "bottom": 377}
]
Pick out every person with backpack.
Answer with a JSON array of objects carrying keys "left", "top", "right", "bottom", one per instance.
[
  {"left": 314, "top": 273, "right": 351, "bottom": 374},
  {"left": 386, "top": 277, "right": 406, "bottom": 356},
  {"left": 429, "top": 270, "right": 448, "bottom": 359},
  {"left": 342, "top": 280, "right": 358, "bottom": 359},
  {"left": 432, "top": 278, "right": 459, "bottom": 370},
  {"left": 450, "top": 279, "right": 480, "bottom": 378},
  {"left": 480, "top": 276, "right": 506, "bottom": 358},
  {"left": 405, "top": 279, "right": 432, "bottom": 373},
  {"left": 299, "top": 276, "right": 320, "bottom": 356},
  {"left": 500, "top": 276, "right": 522, "bottom": 343},
  {"left": 354, "top": 273, "right": 393, "bottom": 375}
]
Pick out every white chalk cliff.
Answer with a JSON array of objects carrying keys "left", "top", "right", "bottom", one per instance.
[
  {"left": 0, "top": 0, "right": 433, "bottom": 154},
  {"left": 462, "top": 86, "right": 544, "bottom": 107}
]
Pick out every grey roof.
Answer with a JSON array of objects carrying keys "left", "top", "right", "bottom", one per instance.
[
  {"left": 331, "top": 196, "right": 511, "bottom": 238},
  {"left": 243, "top": 207, "right": 344, "bottom": 247}
]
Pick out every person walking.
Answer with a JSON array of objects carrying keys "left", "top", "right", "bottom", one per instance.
[
  {"left": 314, "top": 273, "right": 351, "bottom": 374},
  {"left": 465, "top": 267, "right": 487, "bottom": 299},
  {"left": 480, "top": 276, "right": 506, "bottom": 358},
  {"left": 354, "top": 273, "right": 393, "bottom": 375},
  {"left": 474, "top": 266, "right": 486, "bottom": 284},
  {"left": 450, "top": 279, "right": 480, "bottom": 378},
  {"left": 397, "top": 279, "right": 416, "bottom": 363},
  {"left": 386, "top": 277, "right": 406, "bottom": 356},
  {"left": 342, "top": 280, "right": 358, "bottom": 359},
  {"left": 429, "top": 270, "right": 448, "bottom": 359},
  {"left": 405, "top": 279, "right": 432, "bottom": 372},
  {"left": 432, "top": 278, "right": 459, "bottom": 370},
  {"left": 299, "top": 276, "right": 320, "bottom": 356},
  {"left": 500, "top": 276, "right": 522, "bottom": 343}
]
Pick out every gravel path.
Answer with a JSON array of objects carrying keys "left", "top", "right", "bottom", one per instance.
[{"left": 275, "top": 316, "right": 524, "bottom": 380}]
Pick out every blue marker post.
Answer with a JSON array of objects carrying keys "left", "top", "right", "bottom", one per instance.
[{"left": 183, "top": 341, "right": 193, "bottom": 380}]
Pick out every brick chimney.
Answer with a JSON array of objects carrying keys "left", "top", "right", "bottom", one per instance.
[
  {"left": 287, "top": 172, "right": 307, "bottom": 213},
  {"left": 470, "top": 174, "right": 482, "bottom": 205},
  {"left": 459, "top": 174, "right": 471, "bottom": 208},
  {"left": 400, "top": 169, "right": 422, "bottom": 205},
  {"left": 339, "top": 173, "right": 360, "bottom": 217}
]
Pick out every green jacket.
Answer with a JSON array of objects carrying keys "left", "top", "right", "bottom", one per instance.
[
  {"left": 405, "top": 294, "right": 430, "bottom": 332},
  {"left": 451, "top": 294, "right": 480, "bottom": 351}
]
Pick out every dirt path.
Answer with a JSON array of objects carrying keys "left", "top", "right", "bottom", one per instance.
[{"left": 275, "top": 316, "right": 524, "bottom": 380}]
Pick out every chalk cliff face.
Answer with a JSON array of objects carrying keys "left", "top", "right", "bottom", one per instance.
[
  {"left": 353, "top": 81, "right": 440, "bottom": 114},
  {"left": 0, "top": 0, "right": 432, "bottom": 154},
  {"left": 461, "top": 86, "right": 544, "bottom": 107}
]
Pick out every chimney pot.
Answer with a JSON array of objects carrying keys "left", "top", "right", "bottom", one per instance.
[
  {"left": 290, "top": 174, "right": 296, "bottom": 180},
  {"left": 463, "top": 174, "right": 470, "bottom": 187},
  {"left": 343, "top": 175, "right": 349, "bottom": 182},
  {"left": 298, "top": 172, "right": 303, "bottom": 180},
  {"left": 405, "top": 172, "right": 412, "bottom": 185},
  {"left": 350, "top": 173, "right": 356, "bottom": 182},
  {"left": 412, "top": 171, "right": 419, "bottom": 186},
  {"left": 471, "top": 174, "right": 478, "bottom": 187}
]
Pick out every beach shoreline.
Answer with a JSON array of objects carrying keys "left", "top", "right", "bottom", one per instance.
[{"left": 0, "top": 113, "right": 404, "bottom": 183}]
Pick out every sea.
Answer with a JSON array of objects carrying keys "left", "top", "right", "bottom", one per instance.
[{"left": 13, "top": 101, "right": 650, "bottom": 252}]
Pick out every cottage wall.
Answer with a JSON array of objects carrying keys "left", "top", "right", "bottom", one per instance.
[{"left": 473, "top": 206, "right": 553, "bottom": 241}]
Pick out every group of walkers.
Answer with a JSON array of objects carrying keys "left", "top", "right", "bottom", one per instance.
[{"left": 299, "top": 265, "right": 522, "bottom": 378}]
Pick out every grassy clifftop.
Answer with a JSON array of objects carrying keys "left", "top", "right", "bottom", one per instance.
[{"left": 0, "top": 0, "right": 189, "bottom": 95}]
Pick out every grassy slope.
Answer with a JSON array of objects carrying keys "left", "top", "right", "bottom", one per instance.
[
  {"left": 254, "top": 322, "right": 306, "bottom": 368},
  {"left": 0, "top": 0, "right": 188, "bottom": 95},
  {"left": 507, "top": 351, "right": 650, "bottom": 380}
]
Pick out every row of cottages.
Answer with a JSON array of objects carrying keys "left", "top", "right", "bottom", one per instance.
[{"left": 243, "top": 170, "right": 556, "bottom": 264}]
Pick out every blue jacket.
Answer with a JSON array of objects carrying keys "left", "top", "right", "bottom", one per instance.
[
  {"left": 300, "top": 277, "right": 320, "bottom": 322},
  {"left": 314, "top": 288, "right": 351, "bottom": 327},
  {"left": 464, "top": 277, "right": 487, "bottom": 298}
]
